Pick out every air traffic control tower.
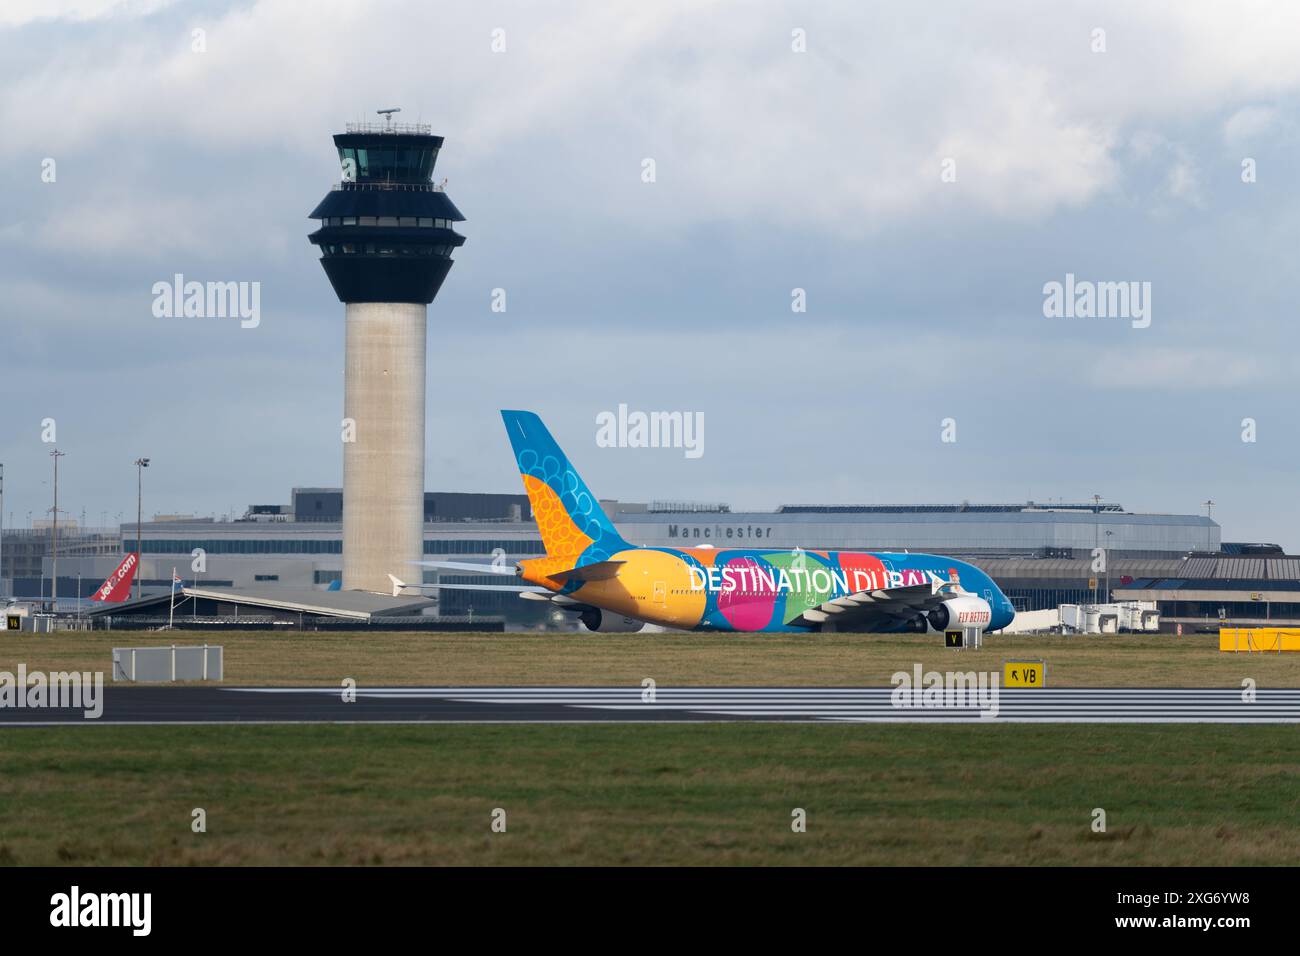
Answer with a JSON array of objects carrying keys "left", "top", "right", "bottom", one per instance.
[{"left": 308, "top": 112, "right": 466, "bottom": 593}]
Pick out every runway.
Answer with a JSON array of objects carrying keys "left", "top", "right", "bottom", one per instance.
[{"left": 3, "top": 685, "right": 1300, "bottom": 724}]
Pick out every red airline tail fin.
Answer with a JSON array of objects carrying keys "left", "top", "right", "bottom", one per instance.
[{"left": 92, "top": 553, "right": 139, "bottom": 602}]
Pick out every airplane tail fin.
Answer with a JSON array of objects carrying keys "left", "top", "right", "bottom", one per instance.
[
  {"left": 91, "top": 552, "right": 139, "bottom": 602},
  {"left": 500, "top": 410, "right": 626, "bottom": 563}
]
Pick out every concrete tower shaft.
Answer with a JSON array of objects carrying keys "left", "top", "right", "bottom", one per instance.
[
  {"left": 307, "top": 118, "right": 466, "bottom": 593},
  {"left": 342, "top": 302, "right": 426, "bottom": 592}
]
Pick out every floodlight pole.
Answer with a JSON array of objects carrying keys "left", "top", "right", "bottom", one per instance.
[
  {"left": 1092, "top": 494, "right": 1102, "bottom": 604},
  {"left": 50, "top": 450, "right": 64, "bottom": 609},
  {"left": 1104, "top": 529, "right": 1113, "bottom": 604},
  {"left": 135, "top": 458, "right": 150, "bottom": 600}
]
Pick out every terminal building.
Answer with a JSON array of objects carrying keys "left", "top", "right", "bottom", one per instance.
[{"left": 13, "top": 491, "right": 1291, "bottom": 631}]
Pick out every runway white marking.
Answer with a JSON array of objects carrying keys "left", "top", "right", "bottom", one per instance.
[{"left": 225, "top": 687, "right": 1300, "bottom": 723}]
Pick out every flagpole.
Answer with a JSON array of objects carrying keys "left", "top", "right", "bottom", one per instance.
[{"left": 169, "top": 566, "right": 176, "bottom": 629}]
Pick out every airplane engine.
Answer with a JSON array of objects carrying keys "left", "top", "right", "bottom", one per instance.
[
  {"left": 925, "top": 596, "right": 992, "bottom": 633},
  {"left": 578, "top": 608, "right": 645, "bottom": 633}
]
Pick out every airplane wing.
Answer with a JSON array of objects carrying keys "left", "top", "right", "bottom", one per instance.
[
  {"left": 412, "top": 558, "right": 625, "bottom": 584},
  {"left": 388, "top": 574, "right": 547, "bottom": 598},
  {"left": 422, "top": 583, "right": 543, "bottom": 592},
  {"left": 415, "top": 560, "right": 517, "bottom": 575},
  {"left": 789, "top": 581, "right": 953, "bottom": 630}
]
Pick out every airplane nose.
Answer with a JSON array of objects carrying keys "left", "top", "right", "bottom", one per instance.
[{"left": 994, "top": 600, "right": 1015, "bottom": 630}]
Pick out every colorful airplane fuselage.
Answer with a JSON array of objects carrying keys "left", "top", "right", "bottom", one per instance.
[
  {"left": 519, "top": 547, "right": 1015, "bottom": 633},
  {"left": 498, "top": 410, "right": 1016, "bottom": 634}
]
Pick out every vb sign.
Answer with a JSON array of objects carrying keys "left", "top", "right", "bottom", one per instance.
[{"left": 1004, "top": 660, "right": 1045, "bottom": 688}]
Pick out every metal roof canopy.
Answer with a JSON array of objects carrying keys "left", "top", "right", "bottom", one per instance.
[
  {"left": 180, "top": 587, "right": 435, "bottom": 621},
  {"left": 82, "top": 591, "right": 177, "bottom": 617}
]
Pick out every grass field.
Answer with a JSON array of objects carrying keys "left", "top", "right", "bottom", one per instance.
[
  {"left": 2, "top": 629, "right": 1297, "bottom": 687},
  {"left": 4, "top": 630, "right": 1295, "bottom": 867},
  {"left": 1, "top": 722, "right": 1296, "bottom": 865}
]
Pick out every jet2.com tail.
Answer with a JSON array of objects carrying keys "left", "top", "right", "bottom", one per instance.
[
  {"left": 500, "top": 410, "right": 628, "bottom": 566},
  {"left": 91, "top": 552, "right": 139, "bottom": 602}
]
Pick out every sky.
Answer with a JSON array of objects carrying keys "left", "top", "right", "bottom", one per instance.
[{"left": 1, "top": 0, "right": 1298, "bottom": 546}]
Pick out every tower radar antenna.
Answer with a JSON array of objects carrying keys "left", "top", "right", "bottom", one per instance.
[{"left": 377, "top": 107, "right": 401, "bottom": 130}]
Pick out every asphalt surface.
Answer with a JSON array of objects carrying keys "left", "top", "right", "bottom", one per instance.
[{"left": 3, "top": 685, "right": 1300, "bottom": 724}]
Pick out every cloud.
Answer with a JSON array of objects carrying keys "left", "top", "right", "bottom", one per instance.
[
  {"left": 4, "top": 1, "right": 1300, "bottom": 545},
  {"left": 6, "top": 1, "right": 1300, "bottom": 236},
  {"left": 30, "top": 195, "right": 221, "bottom": 259},
  {"left": 1164, "top": 151, "right": 1203, "bottom": 206},
  {"left": 1087, "top": 347, "right": 1270, "bottom": 389},
  {"left": 1223, "top": 105, "right": 1278, "bottom": 145},
  {"left": 0, "top": 0, "right": 173, "bottom": 28}
]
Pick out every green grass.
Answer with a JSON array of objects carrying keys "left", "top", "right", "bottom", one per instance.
[
  {"left": 6, "top": 629, "right": 1299, "bottom": 687},
  {"left": 1, "top": 723, "right": 1296, "bottom": 865},
  {"left": 5, "top": 630, "right": 1294, "bottom": 866}
]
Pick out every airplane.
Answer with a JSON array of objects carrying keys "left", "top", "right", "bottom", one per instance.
[
  {"left": 90, "top": 552, "right": 139, "bottom": 603},
  {"left": 393, "top": 410, "right": 1017, "bottom": 634}
]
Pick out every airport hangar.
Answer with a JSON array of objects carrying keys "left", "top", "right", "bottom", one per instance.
[{"left": 20, "top": 490, "right": 1295, "bottom": 631}]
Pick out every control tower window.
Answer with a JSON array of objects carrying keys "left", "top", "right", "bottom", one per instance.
[
  {"left": 335, "top": 145, "right": 439, "bottom": 182},
  {"left": 418, "top": 217, "right": 433, "bottom": 227}
]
